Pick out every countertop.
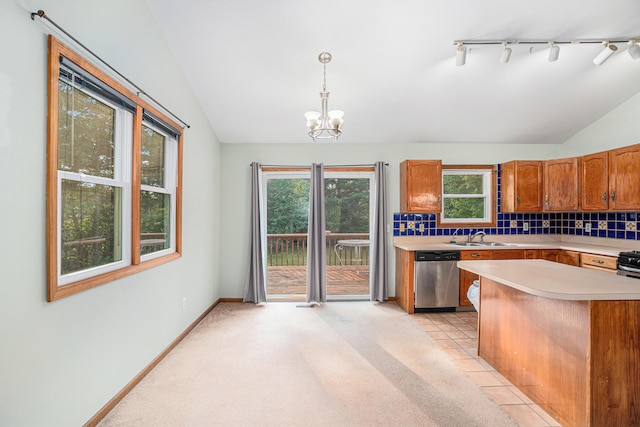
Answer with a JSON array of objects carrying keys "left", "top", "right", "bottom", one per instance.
[
  {"left": 457, "top": 259, "right": 640, "bottom": 301},
  {"left": 393, "top": 236, "right": 637, "bottom": 257}
]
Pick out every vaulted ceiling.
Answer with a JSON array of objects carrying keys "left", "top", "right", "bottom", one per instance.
[{"left": 147, "top": 0, "right": 640, "bottom": 144}]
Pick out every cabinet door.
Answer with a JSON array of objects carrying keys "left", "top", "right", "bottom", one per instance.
[
  {"left": 544, "top": 158, "right": 579, "bottom": 211},
  {"left": 501, "top": 161, "right": 543, "bottom": 212},
  {"left": 524, "top": 249, "right": 541, "bottom": 259},
  {"left": 558, "top": 250, "right": 580, "bottom": 266},
  {"left": 400, "top": 160, "right": 442, "bottom": 212},
  {"left": 459, "top": 269, "right": 478, "bottom": 307},
  {"left": 609, "top": 144, "right": 640, "bottom": 210},
  {"left": 580, "top": 151, "right": 609, "bottom": 211},
  {"left": 540, "top": 249, "right": 559, "bottom": 262}
]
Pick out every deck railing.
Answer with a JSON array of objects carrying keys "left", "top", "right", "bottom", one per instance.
[{"left": 267, "top": 233, "right": 369, "bottom": 267}]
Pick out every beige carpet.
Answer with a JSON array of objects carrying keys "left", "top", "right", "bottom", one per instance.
[{"left": 98, "top": 302, "right": 517, "bottom": 426}]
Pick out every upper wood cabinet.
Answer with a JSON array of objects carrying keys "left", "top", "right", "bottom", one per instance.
[
  {"left": 500, "top": 161, "right": 543, "bottom": 212},
  {"left": 544, "top": 157, "right": 579, "bottom": 211},
  {"left": 609, "top": 144, "right": 640, "bottom": 211},
  {"left": 580, "top": 151, "right": 609, "bottom": 211},
  {"left": 400, "top": 160, "right": 442, "bottom": 212}
]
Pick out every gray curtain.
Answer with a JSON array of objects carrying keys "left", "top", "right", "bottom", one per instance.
[
  {"left": 243, "top": 162, "right": 267, "bottom": 303},
  {"left": 370, "top": 161, "right": 388, "bottom": 302},
  {"left": 306, "top": 163, "right": 327, "bottom": 303}
]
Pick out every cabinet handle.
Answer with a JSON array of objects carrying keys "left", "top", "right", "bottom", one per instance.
[
  {"left": 437, "top": 195, "right": 441, "bottom": 205},
  {"left": 516, "top": 195, "right": 520, "bottom": 205},
  {"left": 471, "top": 253, "right": 481, "bottom": 257},
  {"left": 602, "top": 192, "right": 607, "bottom": 201},
  {"left": 592, "top": 259, "right": 604, "bottom": 264},
  {"left": 611, "top": 191, "right": 616, "bottom": 202}
]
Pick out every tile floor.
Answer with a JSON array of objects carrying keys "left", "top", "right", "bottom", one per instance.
[{"left": 410, "top": 310, "right": 562, "bottom": 427}]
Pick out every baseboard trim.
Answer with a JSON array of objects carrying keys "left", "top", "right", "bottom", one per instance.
[{"left": 84, "top": 298, "right": 226, "bottom": 427}]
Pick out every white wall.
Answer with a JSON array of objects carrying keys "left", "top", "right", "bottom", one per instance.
[
  {"left": 219, "top": 142, "right": 559, "bottom": 298},
  {"left": 561, "top": 91, "right": 640, "bottom": 156},
  {"left": 0, "top": 1, "right": 221, "bottom": 425}
]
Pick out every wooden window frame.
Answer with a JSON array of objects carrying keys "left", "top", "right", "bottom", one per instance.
[
  {"left": 46, "top": 36, "right": 183, "bottom": 301},
  {"left": 436, "top": 164, "right": 497, "bottom": 228}
]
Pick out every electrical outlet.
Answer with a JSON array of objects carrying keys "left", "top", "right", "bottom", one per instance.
[
  {"left": 585, "top": 222, "right": 592, "bottom": 233},
  {"left": 182, "top": 297, "right": 187, "bottom": 310},
  {"left": 523, "top": 222, "right": 529, "bottom": 232}
]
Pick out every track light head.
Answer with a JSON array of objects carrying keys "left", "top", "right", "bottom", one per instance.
[
  {"left": 628, "top": 40, "right": 640, "bottom": 59},
  {"left": 593, "top": 42, "right": 618, "bottom": 65},
  {"left": 456, "top": 42, "right": 467, "bottom": 66},
  {"left": 548, "top": 42, "right": 559, "bottom": 62},
  {"left": 500, "top": 42, "right": 512, "bottom": 63}
]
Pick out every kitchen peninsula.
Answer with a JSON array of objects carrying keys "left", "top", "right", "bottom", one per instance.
[{"left": 459, "top": 259, "right": 640, "bottom": 427}]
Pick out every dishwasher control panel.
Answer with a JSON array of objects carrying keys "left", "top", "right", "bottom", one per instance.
[{"left": 415, "top": 250, "right": 461, "bottom": 262}]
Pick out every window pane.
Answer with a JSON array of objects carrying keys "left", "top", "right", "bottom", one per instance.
[
  {"left": 141, "top": 126, "right": 165, "bottom": 187},
  {"left": 443, "top": 198, "right": 485, "bottom": 219},
  {"left": 141, "top": 191, "right": 171, "bottom": 255},
  {"left": 61, "top": 180, "right": 122, "bottom": 275},
  {"left": 443, "top": 174, "right": 483, "bottom": 195},
  {"left": 57, "top": 81, "right": 115, "bottom": 178},
  {"left": 266, "top": 179, "right": 310, "bottom": 234},
  {"left": 324, "top": 178, "right": 370, "bottom": 233}
]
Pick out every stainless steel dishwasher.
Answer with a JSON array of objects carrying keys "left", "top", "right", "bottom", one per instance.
[{"left": 414, "top": 250, "right": 460, "bottom": 311}]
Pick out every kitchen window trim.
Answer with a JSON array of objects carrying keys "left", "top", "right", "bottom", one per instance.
[
  {"left": 46, "top": 35, "right": 183, "bottom": 301},
  {"left": 436, "top": 164, "right": 497, "bottom": 228}
]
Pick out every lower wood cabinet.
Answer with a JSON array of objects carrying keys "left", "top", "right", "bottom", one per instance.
[
  {"left": 558, "top": 250, "right": 580, "bottom": 266},
  {"left": 579, "top": 253, "right": 617, "bottom": 274}
]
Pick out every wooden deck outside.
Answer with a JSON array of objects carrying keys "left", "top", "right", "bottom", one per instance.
[{"left": 267, "top": 265, "right": 369, "bottom": 299}]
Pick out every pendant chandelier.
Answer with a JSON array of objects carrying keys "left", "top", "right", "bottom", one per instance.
[{"left": 305, "top": 52, "right": 344, "bottom": 142}]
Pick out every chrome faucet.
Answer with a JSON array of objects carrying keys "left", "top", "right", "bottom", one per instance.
[
  {"left": 449, "top": 228, "right": 462, "bottom": 243},
  {"left": 468, "top": 230, "right": 487, "bottom": 243}
]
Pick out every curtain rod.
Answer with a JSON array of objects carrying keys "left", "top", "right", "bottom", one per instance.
[
  {"left": 30, "top": 10, "right": 190, "bottom": 129},
  {"left": 250, "top": 163, "right": 389, "bottom": 167}
]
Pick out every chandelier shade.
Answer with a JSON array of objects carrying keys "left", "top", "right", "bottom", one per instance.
[{"left": 305, "top": 52, "right": 344, "bottom": 141}]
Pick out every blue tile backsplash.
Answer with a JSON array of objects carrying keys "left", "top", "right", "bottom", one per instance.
[
  {"left": 392, "top": 211, "right": 640, "bottom": 241},
  {"left": 393, "top": 165, "right": 640, "bottom": 241}
]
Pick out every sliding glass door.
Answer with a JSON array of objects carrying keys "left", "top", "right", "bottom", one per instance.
[
  {"left": 324, "top": 171, "right": 373, "bottom": 299},
  {"left": 263, "top": 173, "right": 309, "bottom": 300},
  {"left": 262, "top": 169, "right": 373, "bottom": 301}
]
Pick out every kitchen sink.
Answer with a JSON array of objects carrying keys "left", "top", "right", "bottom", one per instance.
[{"left": 449, "top": 242, "right": 517, "bottom": 247}]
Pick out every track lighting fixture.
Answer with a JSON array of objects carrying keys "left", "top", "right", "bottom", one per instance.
[
  {"left": 593, "top": 42, "right": 617, "bottom": 65},
  {"left": 456, "top": 42, "right": 467, "bottom": 66},
  {"left": 548, "top": 42, "right": 559, "bottom": 62},
  {"left": 453, "top": 37, "right": 639, "bottom": 66},
  {"left": 500, "top": 42, "right": 512, "bottom": 63},
  {"left": 628, "top": 40, "right": 640, "bottom": 59}
]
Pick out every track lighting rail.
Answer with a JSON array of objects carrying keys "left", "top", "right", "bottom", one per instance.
[
  {"left": 453, "top": 37, "right": 640, "bottom": 66},
  {"left": 453, "top": 38, "right": 639, "bottom": 45}
]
